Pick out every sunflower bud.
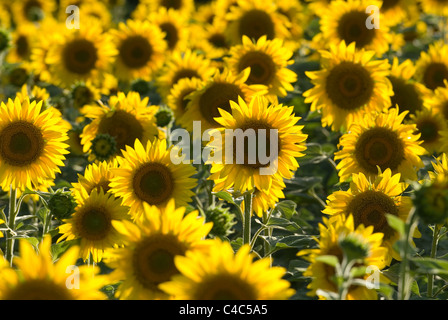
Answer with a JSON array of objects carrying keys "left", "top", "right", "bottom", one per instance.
[
  {"left": 155, "top": 107, "right": 174, "bottom": 127},
  {"left": 204, "top": 204, "right": 236, "bottom": 238},
  {"left": 90, "top": 133, "right": 117, "bottom": 162},
  {"left": 130, "top": 79, "right": 151, "bottom": 96},
  {"left": 413, "top": 178, "right": 448, "bottom": 225},
  {"left": 48, "top": 189, "right": 77, "bottom": 220}
]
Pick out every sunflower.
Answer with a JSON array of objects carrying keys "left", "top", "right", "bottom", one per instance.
[
  {"left": 0, "top": 98, "right": 69, "bottom": 191},
  {"left": 135, "top": 0, "right": 195, "bottom": 17},
  {"left": 109, "top": 138, "right": 197, "bottom": 220},
  {"left": 57, "top": 188, "right": 130, "bottom": 263},
  {"left": 6, "top": 23, "right": 36, "bottom": 65},
  {"left": 429, "top": 153, "right": 448, "bottom": 180},
  {"left": 71, "top": 159, "right": 119, "bottom": 202},
  {"left": 388, "top": 58, "right": 430, "bottom": 120},
  {"left": 178, "top": 68, "right": 266, "bottom": 133},
  {"left": 70, "top": 81, "right": 102, "bottom": 110},
  {"left": 29, "top": 18, "right": 62, "bottom": 84},
  {"left": 110, "top": 19, "right": 166, "bottom": 82},
  {"left": 189, "top": 21, "right": 232, "bottom": 60},
  {"left": 209, "top": 95, "right": 307, "bottom": 194},
  {"left": 303, "top": 41, "right": 393, "bottom": 132},
  {"left": 297, "top": 214, "right": 388, "bottom": 300},
  {"left": 425, "top": 79, "right": 448, "bottom": 122},
  {"left": 45, "top": 19, "right": 117, "bottom": 89},
  {"left": 276, "top": 0, "right": 306, "bottom": 51},
  {"left": 0, "top": 236, "right": 107, "bottom": 300},
  {"left": 59, "top": 0, "right": 112, "bottom": 28},
  {"left": 80, "top": 91, "right": 160, "bottom": 162},
  {"left": 419, "top": 0, "right": 448, "bottom": 16},
  {"left": 380, "top": 0, "right": 420, "bottom": 27},
  {"left": 334, "top": 107, "right": 426, "bottom": 182},
  {"left": 225, "top": 35, "right": 297, "bottom": 101},
  {"left": 155, "top": 49, "right": 217, "bottom": 100},
  {"left": 317, "top": 0, "right": 391, "bottom": 56},
  {"left": 224, "top": 0, "right": 291, "bottom": 45},
  {"left": 415, "top": 40, "right": 448, "bottom": 91},
  {"left": 146, "top": 7, "right": 189, "bottom": 53},
  {"left": 409, "top": 108, "right": 446, "bottom": 156},
  {"left": 10, "top": 0, "right": 56, "bottom": 24},
  {"left": 166, "top": 77, "right": 204, "bottom": 128},
  {"left": 103, "top": 199, "right": 212, "bottom": 300},
  {"left": 160, "top": 238, "right": 295, "bottom": 300},
  {"left": 248, "top": 178, "right": 286, "bottom": 217},
  {"left": 323, "top": 169, "right": 418, "bottom": 264}
]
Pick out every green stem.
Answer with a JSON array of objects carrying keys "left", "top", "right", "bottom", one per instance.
[
  {"left": 263, "top": 211, "right": 272, "bottom": 266},
  {"left": 5, "top": 186, "right": 17, "bottom": 266},
  {"left": 428, "top": 224, "right": 442, "bottom": 298},
  {"left": 243, "top": 192, "right": 253, "bottom": 246},
  {"left": 398, "top": 207, "right": 417, "bottom": 300}
]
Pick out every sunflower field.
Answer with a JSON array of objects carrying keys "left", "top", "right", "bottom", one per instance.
[{"left": 0, "top": 0, "right": 448, "bottom": 304}]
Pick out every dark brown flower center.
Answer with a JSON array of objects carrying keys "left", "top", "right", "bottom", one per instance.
[
  {"left": 326, "top": 62, "right": 374, "bottom": 110},
  {"left": 63, "top": 39, "right": 98, "bottom": 75},
  {"left": 132, "top": 162, "right": 174, "bottom": 205},
  {"left": 119, "top": 36, "right": 152, "bottom": 69},
  {"left": 0, "top": 120, "right": 45, "bottom": 167},
  {"left": 238, "top": 51, "right": 276, "bottom": 85},
  {"left": 355, "top": 127, "right": 405, "bottom": 173},
  {"left": 337, "top": 10, "right": 375, "bottom": 49},
  {"left": 238, "top": 9, "right": 275, "bottom": 41}
]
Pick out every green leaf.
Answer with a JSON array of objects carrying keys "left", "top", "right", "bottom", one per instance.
[
  {"left": 266, "top": 217, "right": 301, "bottom": 231},
  {"left": 315, "top": 255, "right": 339, "bottom": 268},
  {"left": 410, "top": 257, "right": 448, "bottom": 275},
  {"left": 274, "top": 200, "right": 297, "bottom": 219},
  {"left": 16, "top": 237, "right": 40, "bottom": 251},
  {"left": 213, "top": 191, "right": 235, "bottom": 205},
  {"left": 50, "top": 240, "right": 76, "bottom": 262},
  {"left": 386, "top": 214, "right": 405, "bottom": 236}
]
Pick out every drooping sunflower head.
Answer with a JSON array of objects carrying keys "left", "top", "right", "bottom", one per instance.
[
  {"left": 80, "top": 91, "right": 160, "bottom": 162},
  {"left": 109, "top": 138, "right": 197, "bottom": 220},
  {"left": 335, "top": 107, "right": 427, "bottom": 182},
  {"left": 415, "top": 40, "right": 448, "bottom": 91},
  {"left": 0, "top": 236, "right": 107, "bottom": 300},
  {"left": 155, "top": 49, "right": 217, "bottom": 100},
  {"left": 103, "top": 199, "right": 212, "bottom": 300},
  {"left": 318, "top": 0, "right": 391, "bottom": 56},
  {"left": 57, "top": 188, "right": 130, "bottom": 263},
  {"left": 0, "top": 97, "right": 70, "bottom": 191},
  {"left": 179, "top": 67, "right": 267, "bottom": 132},
  {"left": 45, "top": 19, "right": 117, "bottom": 89},
  {"left": 160, "top": 238, "right": 295, "bottom": 300},
  {"left": 110, "top": 19, "right": 167, "bottom": 82},
  {"left": 323, "top": 168, "right": 417, "bottom": 264},
  {"left": 224, "top": 0, "right": 291, "bottom": 45},
  {"left": 303, "top": 41, "right": 393, "bottom": 132},
  {"left": 209, "top": 95, "right": 307, "bottom": 194},
  {"left": 297, "top": 214, "right": 388, "bottom": 300},
  {"left": 225, "top": 35, "right": 297, "bottom": 100},
  {"left": 409, "top": 108, "right": 446, "bottom": 156}
]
